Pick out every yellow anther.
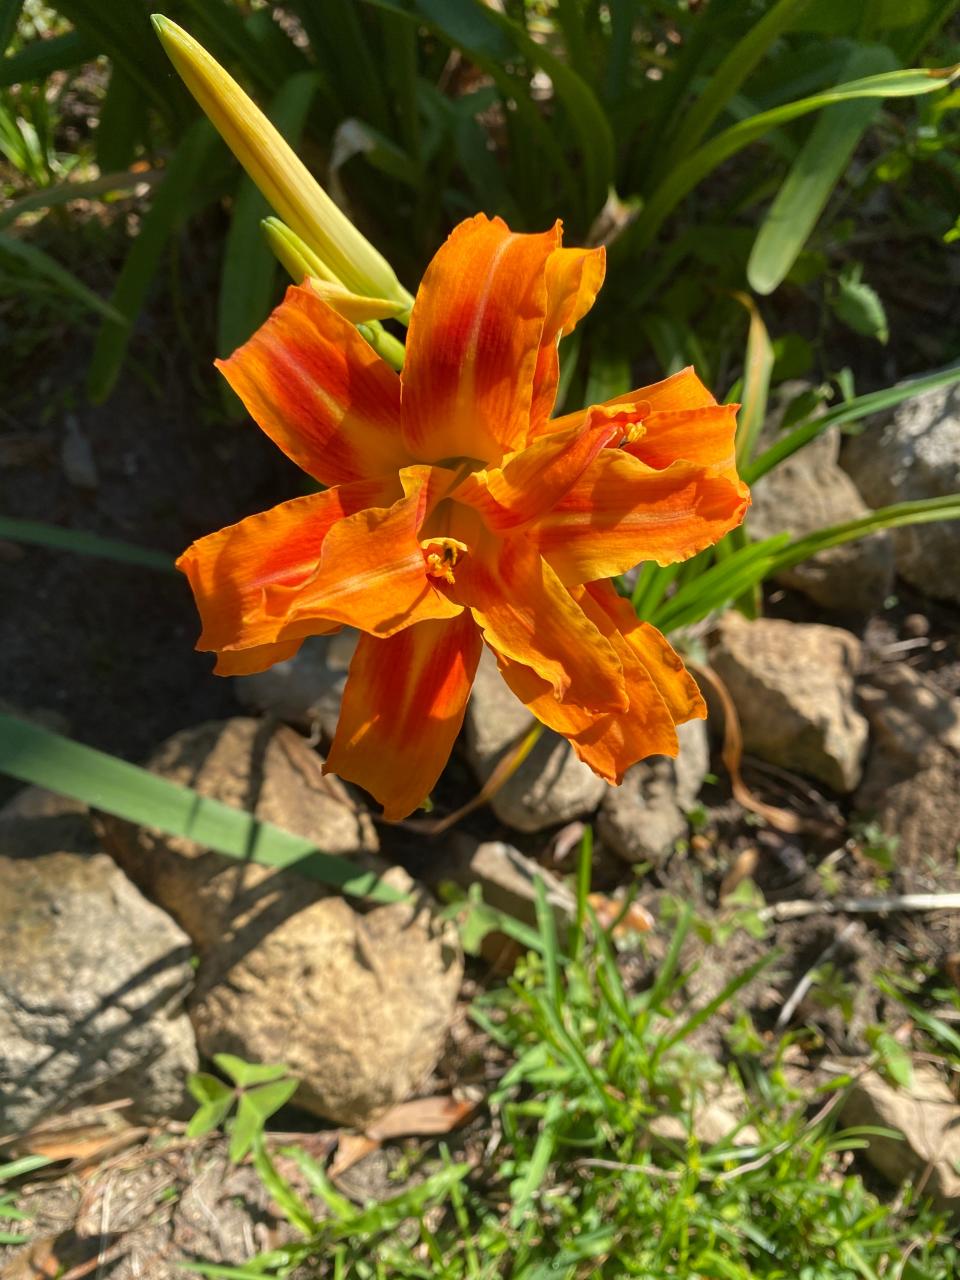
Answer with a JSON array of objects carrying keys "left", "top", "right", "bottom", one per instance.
[
  {"left": 622, "top": 421, "right": 646, "bottom": 446},
  {"left": 421, "top": 537, "right": 468, "bottom": 586}
]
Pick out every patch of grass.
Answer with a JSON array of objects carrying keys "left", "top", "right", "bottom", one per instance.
[{"left": 185, "top": 849, "right": 959, "bottom": 1279}]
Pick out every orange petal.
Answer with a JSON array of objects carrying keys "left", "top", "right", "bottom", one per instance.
[
  {"left": 177, "top": 478, "right": 394, "bottom": 657},
  {"left": 625, "top": 403, "right": 741, "bottom": 487},
  {"left": 534, "top": 451, "right": 749, "bottom": 585},
  {"left": 400, "top": 214, "right": 560, "bottom": 464},
  {"left": 534, "top": 364, "right": 719, "bottom": 441},
  {"left": 452, "top": 531, "right": 627, "bottom": 714},
  {"left": 325, "top": 613, "right": 482, "bottom": 821},
  {"left": 529, "top": 244, "right": 606, "bottom": 431},
  {"left": 452, "top": 402, "right": 631, "bottom": 533},
  {"left": 580, "top": 581, "right": 706, "bottom": 726},
  {"left": 217, "top": 283, "right": 410, "bottom": 487},
  {"left": 213, "top": 638, "right": 304, "bottom": 676},
  {"left": 258, "top": 465, "right": 464, "bottom": 638},
  {"left": 492, "top": 641, "right": 678, "bottom": 785}
]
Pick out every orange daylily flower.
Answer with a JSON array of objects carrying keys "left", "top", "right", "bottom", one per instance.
[{"left": 178, "top": 214, "right": 749, "bottom": 820}]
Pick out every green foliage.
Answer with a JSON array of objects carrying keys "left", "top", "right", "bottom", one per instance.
[
  {"left": 2, "top": 0, "right": 958, "bottom": 395},
  {"left": 0, "top": 1155, "right": 53, "bottom": 1248},
  {"left": 0, "top": 713, "right": 407, "bottom": 903},
  {"left": 187, "top": 1056, "right": 298, "bottom": 1163},
  {"left": 179, "top": 847, "right": 959, "bottom": 1278}
]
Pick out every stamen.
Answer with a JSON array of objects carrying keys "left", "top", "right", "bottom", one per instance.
[
  {"left": 621, "top": 421, "right": 646, "bottom": 446},
  {"left": 421, "top": 537, "right": 468, "bottom": 586}
]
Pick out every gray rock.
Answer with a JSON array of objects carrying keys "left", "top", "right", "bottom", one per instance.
[
  {"left": 844, "top": 381, "right": 960, "bottom": 603},
  {"left": 99, "top": 718, "right": 378, "bottom": 954},
  {"left": 191, "top": 887, "right": 463, "bottom": 1128},
  {"left": 441, "top": 834, "right": 575, "bottom": 936},
  {"left": 0, "top": 849, "right": 197, "bottom": 1133},
  {"left": 464, "top": 648, "right": 607, "bottom": 833},
  {"left": 711, "top": 614, "right": 868, "bottom": 793},
  {"left": 856, "top": 663, "right": 960, "bottom": 870},
  {"left": 749, "top": 424, "right": 893, "bottom": 613},
  {"left": 598, "top": 718, "right": 709, "bottom": 864},
  {"left": 840, "top": 1064, "right": 960, "bottom": 1214},
  {"left": 234, "top": 631, "right": 358, "bottom": 738}
]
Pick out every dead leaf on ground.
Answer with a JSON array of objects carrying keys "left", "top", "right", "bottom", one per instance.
[
  {"left": 588, "top": 893, "right": 654, "bottom": 936},
  {"left": 365, "top": 1095, "right": 480, "bottom": 1141},
  {"left": 328, "top": 1133, "right": 380, "bottom": 1180},
  {"left": 720, "top": 847, "right": 759, "bottom": 901},
  {"left": 689, "top": 660, "right": 806, "bottom": 834}
]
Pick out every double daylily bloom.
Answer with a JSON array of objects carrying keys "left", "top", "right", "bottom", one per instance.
[
  {"left": 178, "top": 216, "right": 748, "bottom": 818},
  {"left": 159, "top": 17, "right": 749, "bottom": 821}
]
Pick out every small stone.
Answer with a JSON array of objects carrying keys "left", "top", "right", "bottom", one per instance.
[
  {"left": 440, "top": 834, "right": 575, "bottom": 936},
  {"left": 98, "top": 718, "right": 378, "bottom": 953},
  {"left": 464, "top": 648, "right": 606, "bottom": 833},
  {"left": 234, "top": 632, "right": 358, "bottom": 739},
  {"left": 0, "top": 849, "right": 197, "bottom": 1132},
  {"left": 840, "top": 1064, "right": 960, "bottom": 1214},
  {"left": 711, "top": 614, "right": 868, "bottom": 793},
  {"left": 598, "top": 718, "right": 710, "bottom": 864},
  {"left": 60, "top": 413, "right": 98, "bottom": 489},
  {"left": 843, "top": 380, "right": 960, "bottom": 604},
  {"left": 855, "top": 663, "right": 960, "bottom": 869},
  {"left": 191, "top": 890, "right": 463, "bottom": 1128},
  {"left": 902, "top": 613, "right": 930, "bottom": 639}
]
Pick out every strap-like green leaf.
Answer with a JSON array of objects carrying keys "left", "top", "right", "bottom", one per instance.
[
  {"left": 745, "top": 362, "right": 960, "bottom": 483},
  {"left": 0, "top": 0, "right": 24, "bottom": 56},
  {"left": 0, "top": 516, "right": 174, "bottom": 570},
  {"left": 748, "top": 44, "right": 898, "bottom": 295},
  {"left": 87, "top": 119, "right": 222, "bottom": 403},
  {"left": 623, "top": 61, "right": 960, "bottom": 254},
  {"left": 0, "top": 29, "right": 99, "bottom": 87},
  {"left": 0, "top": 714, "right": 405, "bottom": 904},
  {"left": 651, "top": 495, "right": 960, "bottom": 632},
  {"left": 0, "top": 234, "right": 127, "bottom": 324}
]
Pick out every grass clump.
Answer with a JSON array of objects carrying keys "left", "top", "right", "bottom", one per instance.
[{"left": 187, "top": 853, "right": 958, "bottom": 1280}]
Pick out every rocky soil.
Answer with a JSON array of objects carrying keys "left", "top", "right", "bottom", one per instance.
[{"left": 3, "top": 373, "right": 960, "bottom": 1273}]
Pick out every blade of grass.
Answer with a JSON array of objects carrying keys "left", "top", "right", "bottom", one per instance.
[
  {"left": 0, "top": 169, "right": 163, "bottom": 231},
  {"left": 0, "top": 715, "right": 406, "bottom": 904},
  {"left": 621, "top": 62, "right": 960, "bottom": 254},
  {"left": 87, "top": 118, "right": 221, "bottom": 403},
  {"left": 663, "top": 954, "right": 773, "bottom": 1050},
  {"left": 96, "top": 66, "right": 147, "bottom": 173},
  {"left": 769, "top": 493, "right": 960, "bottom": 573},
  {"left": 0, "top": 234, "right": 127, "bottom": 324},
  {"left": 0, "top": 0, "right": 23, "bottom": 55},
  {"left": 55, "top": 0, "right": 189, "bottom": 125},
  {"left": 747, "top": 43, "right": 897, "bottom": 295},
  {"left": 0, "top": 29, "right": 99, "bottom": 87},
  {"left": 569, "top": 826, "right": 593, "bottom": 964},
  {"left": 745, "top": 362, "right": 960, "bottom": 482},
  {"left": 664, "top": 0, "right": 813, "bottom": 163},
  {"left": 653, "top": 495, "right": 960, "bottom": 633},
  {"left": 295, "top": 0, "right": 391, "bottom": 131},
  {"left": 0, "top": 516, "right": 174, "bottom": 570}
]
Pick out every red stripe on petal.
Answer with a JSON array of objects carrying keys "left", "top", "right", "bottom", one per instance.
[
  {"left": 325, "top": 614, "right": 482, "bottom": 821},
  {"left": 218, "top": 283, "right": 409, "bottom": 487},
  {"left": 401, "top": 214, "right": 559, "bottom": 464},
  {"left": 453, "top": 531, "right": 627, "bottom": 714}
]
